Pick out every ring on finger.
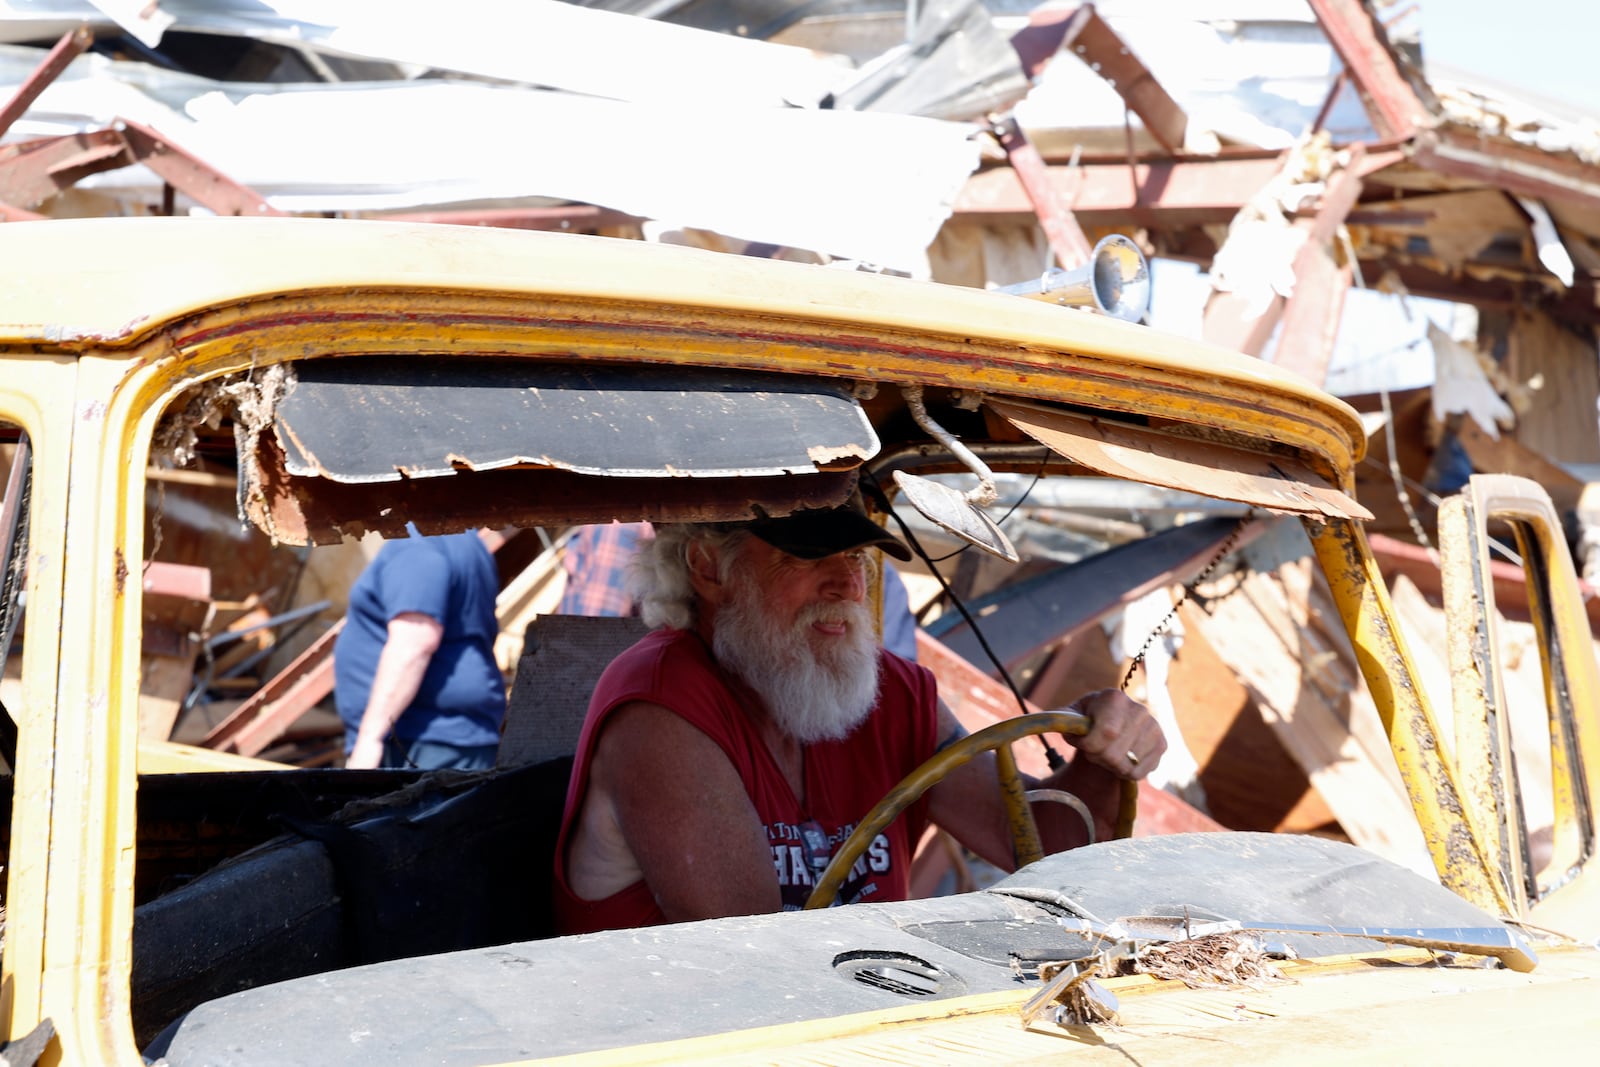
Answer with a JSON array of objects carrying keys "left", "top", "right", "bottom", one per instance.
[{"left": 1126, "top": 750, "right": 1140, "bottom": 767}]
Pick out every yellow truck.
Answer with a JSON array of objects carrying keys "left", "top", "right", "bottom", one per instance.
[{"left": 0, "top": 216, "right": 1596, "bottom": 1065}]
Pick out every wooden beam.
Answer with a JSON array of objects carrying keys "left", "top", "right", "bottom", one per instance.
[
  {"left": 1369, "top": 531, "right": 1600, "bottom": 635},
  {"left": 1194, "top": 554, "right": 1435, "bottom": 874},
  {"left": 1274, "top": 245, "right": 1353, "bottom": 386},
  {"left": 1270, "top": 150, "right": 1406, "bottom": 382},
  {"left": 0, "top": 25, "right": 93, "bottom": 140},
  {"left": 1007, "top": 1, "right": 1189, "bottom": 153},
  {"left": 200, "top": 618, "right": 343, "bottom": 756},
  {"left": 1025, "top": 3, "right": 1188, "bottom": 154},
  {"left": 0, "top": 129, "right": 133, "bottom": 211},
  {"left": 989, "top": 114, "right": 1093, "bottom": 268},
  {"left": 140, "top": 562, "right": 212, "bottom": 743},
  {"left": 915, "top": 628, "right": 1225, "bottom": 836},
  {"left": 1412, "top": 125, "right": 1600, "bottom": 214},
  {"left": 955, "top": 153, "right": 1285, "bottom": 226},
  {"left": 119, "top": 120, "right": 283, "bottom": 218},
  {"left": 1355, "top": 257, "right": 1600, "bottom": 328},
  {"left": 1008, "top": 3, "right": 1095, "bottom": 80},
  {"left": 1203, "top": 146, "right": 1370, "bottom": 358},
  {"left": 1304, "top": 0, "right": 1432, "bottom": 141},
  {"left": 376, "top": 205, "right": 642, "bottom": 231}
]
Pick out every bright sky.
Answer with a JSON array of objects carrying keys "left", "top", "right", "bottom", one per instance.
[{"left": 1416, "top": 0, "right": 1600, "bottom": 112}]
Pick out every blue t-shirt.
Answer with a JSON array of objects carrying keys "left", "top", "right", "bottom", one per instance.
[
  {"left": 881, "top": 563, "right": 918, "bottom": 662},
  {"left": 334, "top": 530, "right": 505, "bottom": 749}
]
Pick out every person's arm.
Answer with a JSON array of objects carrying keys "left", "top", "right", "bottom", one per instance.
[
  {"left": 582, "top": 700, "right": 782, "bottom": 922},
  {"left": 925, "top": 689, "right": 1166, "bottom": 871},
  {"left": 345, "top": 611, "right": 444, "bottom": 769}
]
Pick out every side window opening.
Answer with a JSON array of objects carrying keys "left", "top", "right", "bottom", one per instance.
[
  {"left": 129, "top": 373, "right": 574, "bottom": 1048},
  {"left": 2, "top": 423, "right": 29, "bottom": 973},
  {"left": 1513, "top": 526, "right": 1597, "bottom": 899},
  {"left": 2, "top": 426, "right": 30, "bottom": 773},
  {"left": 1438, "top": 474, "right": 1599, "bottom": 914}
]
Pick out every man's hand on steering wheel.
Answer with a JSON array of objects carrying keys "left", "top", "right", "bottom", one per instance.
[
  {"left": 809, "top": 694, "right": 1169, "bottom": 908},
  {"left": 1059, "top": 688, "right": 1167, "bottom": 781}
]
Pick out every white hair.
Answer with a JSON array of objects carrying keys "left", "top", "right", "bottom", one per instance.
[
  {"left": 630, "top": 523, "right": 880, "bottom": 743},
  {"left": 627, "top": 523, "right": 751, "bottom": 631}
]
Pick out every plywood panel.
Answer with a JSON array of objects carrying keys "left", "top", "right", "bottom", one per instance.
[
  {"left": 1504, "top": 310, "right": 1600, "bottom": 464},
  {"left": 1191, "top": 556, "right": 1435, "bottom": 877},
  {"left": 1166, "top": 602, "right": 1340, "bottom": 835}
]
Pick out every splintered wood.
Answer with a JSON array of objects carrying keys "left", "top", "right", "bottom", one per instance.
[
  {"left": 1021, "top": 959, "right": 1123, "bottom": 1030},
  {"left": 1134, "top": 932, "right": 1287, "bottom": 990}
]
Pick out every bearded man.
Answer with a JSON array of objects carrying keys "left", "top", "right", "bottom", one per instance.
[{"left": 552, "top": 494, "right": 1166, "bottom": 934}]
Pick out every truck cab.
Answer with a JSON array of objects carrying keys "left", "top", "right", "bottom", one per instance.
[{"left": 1, "top": 216, "right": 1597, "bottom": 1065}]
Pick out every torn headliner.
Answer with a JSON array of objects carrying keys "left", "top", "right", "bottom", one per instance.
[
  {"left": 271, "top": 358, "right": 879, "bottom": 483},
  {"left": 238, "top": 358, "right": 880, "bottom": 544}
]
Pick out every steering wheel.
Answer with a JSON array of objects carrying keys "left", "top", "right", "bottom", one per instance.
[{"left": 804, "top": 711, "right": 1138, "bottom": 910}]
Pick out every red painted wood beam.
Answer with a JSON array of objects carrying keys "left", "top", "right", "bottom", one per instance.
[
  {"left": 1369, "top": 532, "right": 1600, "bottom": 635},
  {"left": 1304, "top": 0, "right": 1431, "bottom": 141},
  {"left": 917, "top": 628, "right": 1225, "bottom": 836},
  {"left": 1066, "top": 5, "right": 1188, "bottom": 153},
  {"left": 1011, "top": 3, "right": 1188, "bottom": 154},
  {"left": 1411, "top": 126, "right": 1600, "bottom": 212},
  {"left": 990, "top": 113, "right": 1093, "bottom": 268},
  {"left": 201, "top": 618, "right": 343, "bottom": 756},
  {"left": 0, "top": 129, "right": 131, "bottom": 210},
  {"left": 1275, "top": 245, "right": 1353, "bottom": 386},
  {"left": 1203, "top": 145, "right": 1372, "bottom": 359},
  {"left": 0, "top": 199, "right": 46, "bottom": 222},
  {"left": 1009, "top": 3, "right": 1095, "bottom": 80},
  {"left": 955, "top": 153, "right": 1285, "bottom": 226},
  {"left": 119, "top": 119, "right": 283, "bottom": 217},
  {"left": 1267, "top": 147, "right": 1408, "bottom": 382},
  {"left": 378, "top": 204, "right": 641, "bottom": 230},
  {"left": 0, "top": 25, "right": 93, "bottom": 140}
]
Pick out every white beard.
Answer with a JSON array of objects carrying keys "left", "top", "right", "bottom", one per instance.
[{"left": 712, "top": 571, "right": 881, "bottom": 744}]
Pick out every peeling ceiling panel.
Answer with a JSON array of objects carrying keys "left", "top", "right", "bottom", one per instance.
[
  {"left": 990, "top": 398, "right": 1373, "bottom": 521},
  {"left": 272, "top": 358, "right": 880, "bottom": 484}
]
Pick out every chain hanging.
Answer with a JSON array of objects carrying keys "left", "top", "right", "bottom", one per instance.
[{"left": 1120, "top": 510, "right": 1258, "bottom": 692}]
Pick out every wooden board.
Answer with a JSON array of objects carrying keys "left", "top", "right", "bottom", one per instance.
[
  {"left": 1191, "top": 553, "right": 1435, "bottom": 878},
  {"left": 1504, "top": 309, "right": 1600, "bottom": 464},
  {"left": 1165, "top": 601, "right": 1341, "bottom": 836},
  {"left": 1456, "top": 416, "right": 1585, "bottom": 517}
]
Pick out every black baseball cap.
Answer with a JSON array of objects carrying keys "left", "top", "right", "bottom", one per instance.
[{"left": 745, "top": 491, "right": 912, "bottom": 562}]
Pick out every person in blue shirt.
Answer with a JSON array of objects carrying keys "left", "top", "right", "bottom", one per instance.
[{"left": 334, "top": 525, "right": 506, "bottom": 770}]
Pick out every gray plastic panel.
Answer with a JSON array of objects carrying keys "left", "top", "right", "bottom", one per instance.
[
  {"left": 275, "top": 359, "right": 878, "bottom": 482},
  {"left": 148, "top": 833, "right": 1505, "bottom": 1066}
]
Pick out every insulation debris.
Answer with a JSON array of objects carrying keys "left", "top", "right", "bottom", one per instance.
[{"left": 1133, "top": 931, "right": 1290, "bottom": 990}]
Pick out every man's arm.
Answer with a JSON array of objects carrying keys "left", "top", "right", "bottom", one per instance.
[
  {"left": 345, "top": 611, "right": 443, "bottom": 769},
  {"left": 572, "top": 700, "right": 782, "bottom": 922},
  {"left": 925, "top": 689, "right": 1166, "bottom": 871}
]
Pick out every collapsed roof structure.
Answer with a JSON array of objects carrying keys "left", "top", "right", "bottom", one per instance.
[{"left": 4, "top": 2, "right": 1595, "bottom": 477}]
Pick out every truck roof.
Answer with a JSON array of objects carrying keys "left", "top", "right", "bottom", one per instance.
[{"left": 0, "top": 214, "right": 1367, "bottom": 487}]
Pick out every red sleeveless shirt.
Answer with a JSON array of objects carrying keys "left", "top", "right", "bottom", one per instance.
[{"left": 552, "top": 628, "right": 939, "bottom": 934}]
